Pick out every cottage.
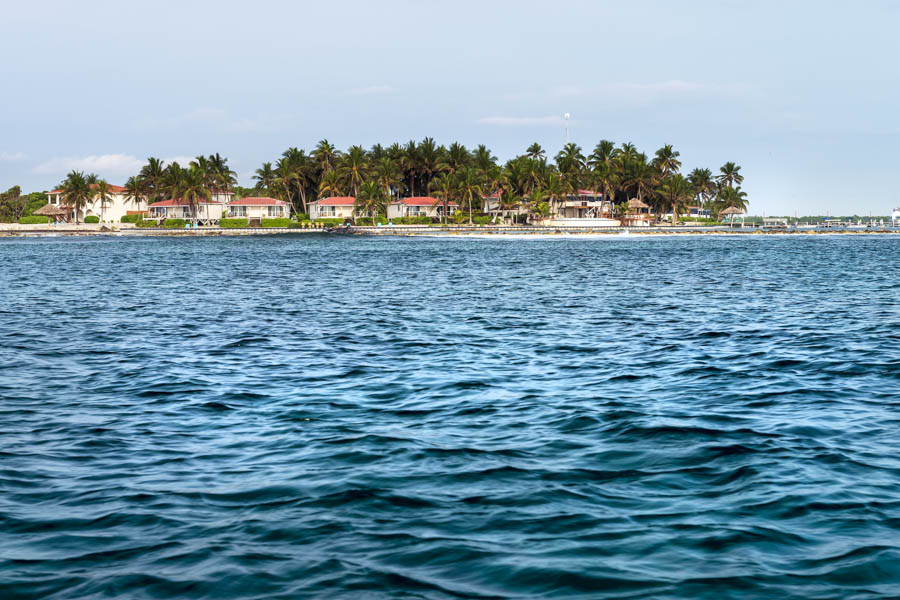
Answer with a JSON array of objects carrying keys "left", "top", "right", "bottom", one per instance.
[
  {"left": 227, "top": 197, "right": 290, "bottom": 224},
  {"left": 622, "top": 198, "right": 652, "bottom": 227},
  {"left": 147, "top": 199, "right": 226, "bottom": 224},
  {"left": 308, "top": 197, "right": 356, "bottom": 221},
  {"left": 47, "top": 184, "right": 233, "bottom": 223},
  {"left": 388, "top": 197, "right": 456, "bottom": 220}
]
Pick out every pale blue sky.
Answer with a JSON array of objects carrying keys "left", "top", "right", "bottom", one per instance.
[{"left": 2, "top": 0, "right": 899, "bottom": 215}]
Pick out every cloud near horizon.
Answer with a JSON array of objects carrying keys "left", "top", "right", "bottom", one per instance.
[
  {"left": 0, "top": 151, "right": 26, "bottom": 161},
  {"left": 33, "top": 154, "right": 196, "bottom": 180}
]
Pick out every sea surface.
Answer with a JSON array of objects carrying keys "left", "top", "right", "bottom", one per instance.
[{"left": 1, "top": 234, "right": 900, "bottom": 599}]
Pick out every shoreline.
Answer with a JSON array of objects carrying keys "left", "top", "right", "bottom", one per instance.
[{"left": 2, "top": 223, "right": 899, "bottom": 238}]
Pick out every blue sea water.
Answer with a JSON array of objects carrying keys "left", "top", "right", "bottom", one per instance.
[{"left": 1, "top": 234, "right": 900, "bottom": 599}]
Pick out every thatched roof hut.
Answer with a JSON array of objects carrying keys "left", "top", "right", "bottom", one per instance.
[
  {"left": 719, "top": 206, "right": 745, "bottom": 216},
  {"left": 34, "top": 204, "right": 66, "bottom": 217},
  {"left": 627, "top": 198, "right": 649, "bottom": 210}
]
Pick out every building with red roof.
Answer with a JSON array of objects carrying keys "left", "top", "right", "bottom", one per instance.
[
  {"left": 388, "top": 197, "right": 457, "bottom": 220},
  {"left": 308, "top": 197, "right": 357, "bottom": 221},
  {"left": 227, "top": 197, "right": 290, "bottom": 221}
]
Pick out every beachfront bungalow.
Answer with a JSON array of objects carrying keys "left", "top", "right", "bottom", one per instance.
[
  {"left": 687, "top": 206, "right": 711, "bottom": 219},
  {"left": 554, "top": 190, "right": 613, "bottom": 219},
  {"left": 388, "top": 197, "right": 457, "bottom": 220},
  {"left": 227, "top": 197, "right": 290, "bottom": 224},
  {"left": 147, "top": 199, "right": 226, "bottom": 224},
  {"left": 309, "top": 197, "right": 356, "bottom": 221},
  {"left": 622, "top": 198, "right": 653, "bottom": 227},
  {"left": 47, "top": 185, "right": 233, "bottom": 223},
  {"left": 483, "top": 191, "right": 525, "bottom": 223},
  {"left": 47, "top": 183, "right": 130, "bottom": 223}
]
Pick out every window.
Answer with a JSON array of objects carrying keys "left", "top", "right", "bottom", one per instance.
[
  {"left": 268, "top": 206, "right": 281, "bottom": 217},
  {"left": 232, "top": 206, "right": 247, "bottom": 217}
]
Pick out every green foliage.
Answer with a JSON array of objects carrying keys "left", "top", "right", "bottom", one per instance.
[
  {"left": 18, "top": 215, "right": 50, "bottom": 224},
  {"left": 136, "top": 219, "right": 160, "bottom": 228},
  {"left": 314, "top": 218, "right": 346, "bottom": 227},
  {"left": 162, "top": 218, "right": 187, "bottom": 228},
  {"left": 392, "top": 216, "right": 434, "bottom": 225},
  {"left": 287, "top": 220, "right": 309, "bottom": 228},
  {"left": 294, "top": 213, "right": 309, "bottom": 221},
  {"left": 472, "top": 215, "right": 492, "bottom": 225},
  {"left": 84, "top": 215, "right": 100, "bottom": 223},
  {"left": 120, "top": 214, "right": 144, "bottom": 223},
  {"left": 355, "top": 216, "right": 388, "bottom": 226},
  {"left": 261, "top": 218, "right": 292, "bottom": 228},
  {"left": 220, "top": 218, "right": 249, "bottom": 228}
]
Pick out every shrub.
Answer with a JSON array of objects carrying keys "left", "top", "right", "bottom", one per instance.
[
  {"left": 261, "top": 218, "right": 292, "bottom": 228},
  {"left": 294, "top": 213, "right": 310, "bottom": 222},
  {"left": 18, "top": 215, "right": 50, "bottom": 224},
  {"left": 120, "top": 214, "right": 144, "bottom": 223},
  {"left": 84, "top": 215, "right": 100, "bottom": 223},
  {"left": 287, "top": 221, "right": 306, "bottom": 228},
  {"left": 392, "top": 216, "right": 433, "bottom": 225},
  {"left": 136, "top": 219, "right": 161, "bottom": 228},
  {"left": 220, "top": 218, "right": 249, "bottom": 228},
  {"left": 162, "top": 218, "right": 187, "bottom": 228},
  {"left": 314, "top": 218, "right": 346, "bottom": 228},
  {"left": 355, "top": 216, "right": 388, "bottom": 226},
  {"left": 472, "top": 215, "right": 492, "bottom": 225}
]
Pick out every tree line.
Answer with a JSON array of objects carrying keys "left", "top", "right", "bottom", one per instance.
[{"left": 48, "top": 140, "right": 747, "bottom": 224}]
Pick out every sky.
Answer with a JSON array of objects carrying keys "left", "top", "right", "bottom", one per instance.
[{"left": 2, "top": 0, "right": 899, "bottom": 215}]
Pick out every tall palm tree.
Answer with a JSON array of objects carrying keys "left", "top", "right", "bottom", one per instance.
[
  {"left": 354, "top": 181, "right": 386, "bottom": 224},
  {"left": 375, "top": 157, "right": 401, "bottom": 200},
  {"left": 402, "top": 140, "right": 419, "bottom": 197},
  {"left": 658, "top": 174, "right": 694, "bottom": 223},
  {"left": 254, "top": 162, "right": 276, "bottom": 190},
  {"left": 318, "top": 170, "right": 343, "bottom": 198},
  {"left": 717, "top": 185, "right": 749, "bottom": 212},
  {"left": 526, "top": 186, "right": 550, "bottom": 223},
  {"left": 717, "top": 162, "right": 744, "bottom": 189},
  {"left": 653, "top": 144, "right": 682, "bottom": 178},
  {"left": 162, "top": 162, "right": 185, "bottom": 201},
  {"left": 58, "top": 170, "right": 92, "bottom": 224},
  {"left": 555, "top": 143, "right": 585, "bottom": 195},
  {"left": 92, "top": 179, "right": 114, "bottom": 222},
  {"left": 178, "top": 166, "right": 212, "bottom": 224},
  {"left": 526, "top": 143, "right": 545, "bottom": 160},
  {"left": 432, "top": 172, "right": 457, "bottom": 225},
  {"left": 312, "top": 139, "right": 340, "bottom": 176},
  {"left": 418, "top": 137, "right": 441, "bottom": 195},
  {"left": 140, "top": 157, "right": 166, "bottom": 203},
  {"left": 123, "top": 176, "right": 147, "bottom": 213},
  {"left": 687, "top": 168, "right": 715, "bottom": 209},
  {"left": 457, "top": 167, "right": 482, "bottom": 225},
  {"left": 339, "top": 145, "right": 369, "bottom": 197}
]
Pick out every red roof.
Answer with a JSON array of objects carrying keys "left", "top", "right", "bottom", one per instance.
[
  {"left": 483, "top": 192, "right": 501, "bottom": 199},
  {"left": 313, "top": 196, "right": 356, "bottom": 206},
  {"left": 49, "top": 183, "right": 126, "bottom": 195},
  {"left": 229, "top": 197, "right": 288, "bottom": 206},
  {"left": 148, "top": 198, "right": 224, "bottom": 208},
  {"left": 394, "top": 196, "right": 456, "bottom": 206},
  {"left": 576, "top": 189, "right": 599, "bottom": 196}
]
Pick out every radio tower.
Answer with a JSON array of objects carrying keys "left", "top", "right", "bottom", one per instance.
[{"left": 564, "top": 113, "right": 571, "bottom": 144}]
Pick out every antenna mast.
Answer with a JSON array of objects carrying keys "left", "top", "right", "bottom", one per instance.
[{"left": 564, "top": 113, "right": 571, "bottom": 144}]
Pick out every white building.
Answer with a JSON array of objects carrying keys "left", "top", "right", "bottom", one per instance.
[
  {"left": 47, "top": 184, "right": 233, "bottom": 223},
  {"left": 47, "top": 184, "right": 134, "bottom": 223},
  {"left": 892, "top": 207, "right": 900, "bottom": 225},
  {"left": 548, "top": 189, "right": 620, "bottom": 227},
  {"left": 388, "top": 197, "right": 457, "bottom": 220},
  {"left": 308, "top": 197, "right": 357, "bottom": 221},
  {"left": 227, "top": 197, "right": 290, "bottom": 223},
  {"left": 147, "top": 199, "right": 226, "bottom": 224}
]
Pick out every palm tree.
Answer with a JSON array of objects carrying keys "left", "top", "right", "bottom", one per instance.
[
  {"left": 687, "top": 168, "right": 715, "bottom": 210},
  {"left": 402, "top": 140, "right": 419, "bottom": 197},
  {"left": 432, "top": 173, "right": 457, "bottom": 225},
  {"left": 178, "top": 166, "right": 212, "bottom": 224},
  {"left": 313, "top": 139, "right": 340, "bottom": 176},
  {"left": 653, "top": 144, "right": 682, "bottom": 178},
  {"left": 140, "top": 157, "right": 166, "bottom": 203},
  {"left": 457, "top": 167, "right": 482, "bottom": 225},
  {"left": 375, "top": 157, "right": 402, "bottom": 201},
  {"left": 123, "top": 176, "right": 146, "bottom": 213},
  {"left": 418, "top": 137, "right": 441, "bottom": 194},
  {"left": 339, "top": 145, "right": 369, "bottom": 198},
  {"left": 254, "top": 162, "right": 276, "bottom": 190},
  {"left": 354, "top": 181, "right": 386, "bottom": 224},
  {"left": 658, "top": 174, "right": 694, "bottom": 223},
  {"left": 58, "top": 170, "right": 92, "bottom": 224},
  {"left": 717, "top": 162, "right": 744, "bottom": 189},
  {"left": 318, "top": 170, "right": 343, "bottom": 198},
  {"left": 92, "top": 179, "right": 114, "bottom": 223},
  {"left": 526, "top": 143, "right": 545, "bottom": 160},
  {"left": 717, "top": 185, "right": 749, "bottom": 212},
  {"left": 526, "top": 187, "right": 550, "bottom": 223},
  {"left": 162, "top": 162, "right": 185, "bottom": 202},
  {"left": 555, "top": 143, "right": 585, "bottom": 195}
]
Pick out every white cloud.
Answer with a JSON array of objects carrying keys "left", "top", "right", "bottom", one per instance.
[
  {"left": 350, "top": 84, "right": 394, "bottom": 96},
  {"left": 476, "top": 115, "right": 565, "bottom": 127},
  {"left": 0, "top": 151, "right": 26, "bottom": 161},
  {"left": 503, "top": 80, "right": 755, "bottom": 106},
  {"left": 136, "top": 107, "right": 290, "bottom": 134},
  {"left": 33, "top": 154, "right": 203, "bottom": 178}
]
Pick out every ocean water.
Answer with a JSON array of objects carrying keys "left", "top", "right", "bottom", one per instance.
[{"left": 1, "top": 234, "right": 900, "bottom": 599}]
